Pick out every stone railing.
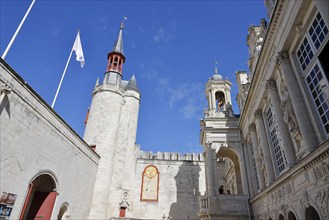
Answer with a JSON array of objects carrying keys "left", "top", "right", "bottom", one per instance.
[
  {"left": 199, "top": 196, "right": 209, "bottom": 213},
  {"left": 137, "top": 151, "right": 204, "bottom": 162},
  {"left": 198, "top": 194, "right": 249, "bottom": 218}
]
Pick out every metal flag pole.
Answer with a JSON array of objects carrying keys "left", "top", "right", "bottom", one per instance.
[
  {"left": 1, "top": 0, "right": 36, "bottom": 59},
  {"left": 51, "top": 44, "right": 74, "bottom": 108}
]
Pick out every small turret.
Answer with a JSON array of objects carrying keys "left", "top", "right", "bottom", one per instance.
[
  {"left": 106, "top": 20, "right": 126, "bottom": 76},
  {"left": 126, "top": 75, "right": 140, "bottom": 93},
  {"left": 204, "top": 61, "right": 233, "bottom": 118}
]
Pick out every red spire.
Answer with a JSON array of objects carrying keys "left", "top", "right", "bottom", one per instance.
[{"left": 106, "top": 20, "right": 126, "bottom": 75}]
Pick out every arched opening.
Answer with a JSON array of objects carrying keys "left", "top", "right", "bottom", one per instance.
[
  {"left": 305, "top": 206, "right": 321, "bottom": 220},
  {"left": 20, "top": 174, "right": 57, "bottom": 220},
  {"left": 114, "top": 57, "right": 118, "bottom": 67},
  {"left": 217, "top": 147, "right": 243, "bottom": 195},
  {"left": 215, "top": 91, "right": 225, "bottom": 111},
  {"left": 278, "top": 214, "right": 284, "bottom": 220},
  {"left": 288, "top": 211, "right": 296, "bottom": 220},
  {"left": 58, "top": 203, "right": 69, "bottom": 220},
  {"left": 109, "top": 57, "right": 113, "bottom": 67}
]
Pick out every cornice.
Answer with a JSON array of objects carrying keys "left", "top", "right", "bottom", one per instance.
[{"left": 239, "top": 0, "right": 286, "bottom": 129}]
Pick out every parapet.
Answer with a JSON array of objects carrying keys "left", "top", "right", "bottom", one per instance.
[{"left": 137, "top": 151, "right": 204, "bottom": 162}]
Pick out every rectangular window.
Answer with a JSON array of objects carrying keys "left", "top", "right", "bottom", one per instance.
[
  {"left": 297, "top": 12, "right": 328, "bottom": 71},
  {"left": 308, "top": 13, "right": 329, "bottom": 50},
  {"left": 297, "top": 37, "right": 314, "bottom": 71},
  {"left": 306, "top": 63, "right": 329, "bottom": 133},
  {"left": 296, "top": 11, "right": 329, "bottom": 137},
  {"left": 266, "top": 106, "right": 287, "bottom": 174}
]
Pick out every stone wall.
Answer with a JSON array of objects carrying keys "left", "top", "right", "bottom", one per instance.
[
  {"left": 132, "top": 156, "right": 205, "bottom": 220},
  {"left": 113, "top": 152, "right": 206, "bottom": 220},
  {"left": 0, "top": 59, "right": 99, "bottom": 219}
]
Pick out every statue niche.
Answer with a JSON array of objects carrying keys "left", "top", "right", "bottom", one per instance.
[{"left": 216, "top": 91, "right": 225, "bottom": 111}]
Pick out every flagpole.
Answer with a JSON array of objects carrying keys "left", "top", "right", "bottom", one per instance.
[
  {"left": 2, "top": 0, "right": 36, "bottom": 59},
  {"left": 51, "top": 48, "right": 74, "bottom": 108}
]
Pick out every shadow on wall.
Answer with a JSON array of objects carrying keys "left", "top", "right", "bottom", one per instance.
[
  {"left": 0, "top": 94, "right": 10, "bottom": 117},
  {"left": 169, "top": 161, "right": 201, "bottom": 220}
]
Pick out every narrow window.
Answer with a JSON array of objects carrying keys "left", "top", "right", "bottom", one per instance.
[{"left": 266, "top": 106, "right": 287, "bottom": 174}]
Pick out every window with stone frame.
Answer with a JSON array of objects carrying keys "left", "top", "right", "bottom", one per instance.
[
  {"left": 296, "top": 12, "right": 329, "bottom": 135},
  {"left": 266, "top": 105, "right": 287, "bottom": 174}
]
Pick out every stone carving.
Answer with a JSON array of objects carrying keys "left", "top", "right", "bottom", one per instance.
[
  {"left": 119, "top": 189, "right": 130, "bottom": 208},
  {"left": 313, "top": 160, "right": 329, "bottom": 181},
  {"left": 254, "top": 110, "right": 262, "bottom": 119},
  {"left": 280, "top": 79, "right": 303, "bottom": 155},
  {"left": 276, "top": 51, "right": 290, "bottom": 66},
  {"left": 203, "top": 109, "right": 209, "bottom": 118},
  {"left": 295, "top": 23, "right": 304, "bottom": 35},
  {"left": 248, "top": 124, "right": 256, "bottom": 131},
  {"left": 280, "top": 81, "right": 299, "bottom": 133},
  {"left": 300, "top": 190, "right": 310, "bottom": 209},
  {"left": 315, "top": 188, "right": 329, "bottom": 219},
  {"left": 265, "top": 79, "right": 276, "bottom": 91}
]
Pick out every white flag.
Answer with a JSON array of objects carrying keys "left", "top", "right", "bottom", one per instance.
[{"left": 72, "top": 32, "right": 85, "bottom": 68}]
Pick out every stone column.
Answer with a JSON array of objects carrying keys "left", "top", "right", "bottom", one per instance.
[
  {"left": 314, "top": 0, "right": 329, "bottom": 26},
  {"left": 266, "top": 80, "right": 296, "bottom": 167},
  {"left": 241, "top": 142, "right": 254, "bottom": 196},
  {"left": 208, "top": 90, "right": 213, "bottom": 110},
  {"left": 249, "top": 124, "right": 265, "bottom": 191},
  {"left": 254, "top": 110, "right": 275, "bottom": 184},
  {"left": 246, "top": 142, "right": 256, "bottom": 197},
  {"left": 276, "top": 52, "right": 317, "bottom": 153},
  {"left": 205, "top": 143, "right": 216, "bottom": 196},
  {"left": 212, "top": 90, "right": 217, "bottom": 111},
  {"left": 240, "top": 142, "right": 250, "bottom": 195}
]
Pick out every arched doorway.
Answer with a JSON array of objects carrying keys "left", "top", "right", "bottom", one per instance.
[
  {"left": 305, "top": 206, "right": 321, "bottom": 220},
  {"left": 288, "top": 211, "right": 297, "bottom": 220},
  {"left": 278, "top": 214, "right": 284, "bottom": 220},
  {"left": 20, "top": 174, "right": 57, "bottom": 220}
]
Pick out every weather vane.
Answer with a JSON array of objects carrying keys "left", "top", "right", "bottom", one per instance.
[{"left": 121, "top": 16, "right": 128, "bottom": 28}]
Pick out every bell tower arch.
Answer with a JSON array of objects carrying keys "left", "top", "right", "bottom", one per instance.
[{"left": 205, "top": 62, "right": 233, "bottom": 117}]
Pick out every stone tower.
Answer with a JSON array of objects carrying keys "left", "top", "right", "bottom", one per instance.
[
  {"left": 83, "top": 20, "right": 140, "bottom": 219},
  {"left": 199, "top": 64, "right": 249, "bottom": 220}
]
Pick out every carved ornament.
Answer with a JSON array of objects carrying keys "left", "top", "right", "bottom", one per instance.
[{"left": 276, "top": 51, "right": 290, "bottom": 65}]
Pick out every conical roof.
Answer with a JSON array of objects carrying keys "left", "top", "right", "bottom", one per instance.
[
  {"left": 126, "top": 75, "right": 140, "bottom": 93},
  {"left": 112, "top": 22, "right": 124, "bottom": 55}
]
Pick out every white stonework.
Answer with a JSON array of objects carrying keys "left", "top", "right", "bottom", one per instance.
[
  {"left": 1, "top": 1, "right": 328, "bottom": 219},
  {"left": 0, "top": 60, "right": 99, "bottom": 219}
]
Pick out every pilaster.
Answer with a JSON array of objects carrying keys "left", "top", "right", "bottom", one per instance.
[
  {"left": 276, "top": 52, "right": 317, "bottom": 155},
  {"left": 254, "top": 110, "right": 275, "bottom": 183},
  {"left": 266, "top": 80, "right": 296, "bottom": 167},
  {"left": 248, "top": 124, "right": 265, "bottom": 191}
]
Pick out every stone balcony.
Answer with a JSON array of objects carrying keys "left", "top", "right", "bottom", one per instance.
[{"left": 199, "top": 194, "right": 250, "bottom": 220}]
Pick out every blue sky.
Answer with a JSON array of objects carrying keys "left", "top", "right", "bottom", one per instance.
[{"left": 1, "top": 0, "right": 267, "bottom": 153}]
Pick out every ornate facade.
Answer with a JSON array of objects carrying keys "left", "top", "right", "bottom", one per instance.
[
  {"left": 0, "top": 0, "right": 328, "bottom": 219},
  {"left": 199, "top": 0, "right": 329, "bottom": 219}
]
